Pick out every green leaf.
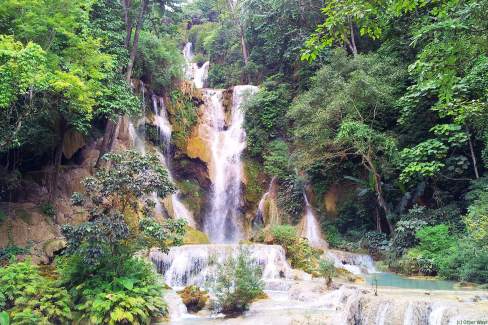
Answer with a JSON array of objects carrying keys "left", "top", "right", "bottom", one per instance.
[{"left": 0, "top": 312, "right": 9, "bottom": 325}]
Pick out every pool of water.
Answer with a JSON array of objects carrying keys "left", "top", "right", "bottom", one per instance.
[{"left": 365, "top": 272, "right": 467, "bottom": 291}]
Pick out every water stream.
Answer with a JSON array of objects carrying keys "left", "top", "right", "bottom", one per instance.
[{"left": 301, "top": 191, "right": 328, "bottom": 249}]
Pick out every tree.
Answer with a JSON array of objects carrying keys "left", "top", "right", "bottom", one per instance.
[
  {"left": 63, "top": 150, "right": 186, "bottom": 268},
  {"left": 212, "top": 248, "right": 264, "bottom": 314}
]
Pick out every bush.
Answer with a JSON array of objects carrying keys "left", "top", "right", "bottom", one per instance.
[
  {"left": 271, "top": 225, "right": 321, "bottom": 273},
  {"left": 361, "top": 231, "right": 389, "bottom": 257},
  {"left": 439, "top": 241, "right": 488, "bottom": 284},
  {"left": 134, "top": 32, "right": 183, "bottom": 89},
  {"left": 211, "top": 249, "right": 264, "bottom": 314},
  {"left": 178, "top": 285, "right": 208, "bottom": 313},
  {"left": 318, "top": 258, "right": 336, "bottom": 287},
  {"left": 0, "top": 261, "right": 72, "bottom": 324},
  {"left": 0, "top": 246, "right": 29, "bottom": 265},
  {"left": 59, "top": 256, "right": 168, "bottom": 324},
  {"left": 263, "top": 140, "right": 290, "bottom": 180},
  {"left": 400, "top": 224, "right": 457, "bottom": 275}
]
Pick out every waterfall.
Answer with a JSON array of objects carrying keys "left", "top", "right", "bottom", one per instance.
[
  {"left": 150, "top": 244, "right": 292, "bottom": 290},
  {"left": 182, "top": 41, "right": 259, "bottom": 241},
  {"left": 301, "top": 192, "right": 328, "bottom": 249},
  {"left": 428, "top": 305, "right": 447, "bottom": 325},
  {"left": 254, "top": 177, "right": 277, "bottom": 228},
  {"left": 325, "top": 249, "right": 378, "bottom": 275},
  {"left": 375, "top": 302, "right": 390, "bottom": 325},
  {"left": 203, "top": 85, "right": 258, "bottom": 243},
  {"left": 150, "top": 95, "right": 195, "bottom": 227},
  {"left": 183, "top": 42, "right": 209, "bottom": 88}
]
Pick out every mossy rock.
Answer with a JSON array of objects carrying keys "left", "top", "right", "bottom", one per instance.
[
  {"left": 43, "top": 239, "right": 66, "bottom": 259},
  {"left": 178, "top": 285, "right": 208, "bottom": 313},
  {"left": 184, "top": 227, "right": 209, "bottom": 244},
  {"left": 243, "top": 158, "right": 265, "bottom": 205}
]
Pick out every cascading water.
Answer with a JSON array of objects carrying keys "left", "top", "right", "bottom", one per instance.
[
  {"left": 204, "top": 85, "right": 258, "bottom": 243},
  {"left": 150, "top": 95, "right": 195, "bottom": 227},
  {"left": 183, "top": 41, "right": 258, "bottom": 242},
  {"left": 150, "top": 244, "right": 292, "bottom": 290},
  {"left": 301, "top": 192, "right": 328, "bottom": 249},
  {"left": 254, "top": 177, "right": 277, "bottom": 228},
  {"left": 183, "top": 42, "right": 209, "bottom": 88},
  {"left": 325, "top": 249, "right": 378, "bottom": 275}
]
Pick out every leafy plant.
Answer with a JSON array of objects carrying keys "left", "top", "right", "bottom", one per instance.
[
  {"left": 211, "top": 249, "right": 264, "bottom": 314},
  {"left": 0, "top": 261, "right": 72, "bottom": 324},
  {"left": 178, "top": 285, "right": 208, "bottom": 313},
  {"left": 271, "top": 225, "right": 321, "bottom": 273},
  {"left": 318, "top": 258, "right": 336, "bottom": 287}
]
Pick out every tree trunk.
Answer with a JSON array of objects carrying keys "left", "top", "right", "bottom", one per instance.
[
  {"left": 226, "top": 0, "right": 249, "bottom": 66},
  {"left": 363, "top": 155, "right": 394, "bottom": 233},
  {"left": 126, "top": 0, "right": 149, "bottom": 83},
  {"left": 122, "top": 0, "right": 133, "bottom": 49},
  {"left": 239, "top": 24, "right": 249, "bottom": 65},
  {"left": 467, "top": 128, "right": 480, "bottom": 179},
  {"left": 346, "top": 23, "right": 358, "bottom": 56},
  {"left": 95, "top": 117, "right": 121, "bottom": 168},
  {"left": 49, "top": 117, "right": 67, "bottom": 203}
]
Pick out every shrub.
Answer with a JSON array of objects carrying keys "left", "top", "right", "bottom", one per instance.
[
  {"left": 39, "top": 202, "right": 56, "bottom": 219},
  {"left": 361, "top": 231, "right": 389, "bottom": 257},
  {"left": 400, "top": 224, "right": 457, "bottom": 275},
  {"left": 178, "top": 285, "right": 208, "bottom": 313},
  {"left": 0, "top": 246, "right": 29, "bottom": 265},
  {"left": 276, "top": 175, "right": 305, "bottom": 224},
  {"left": 211, "top": 249, "right": 264, "bottom": 314},
  {"left": 271, "top": 225, "right": 321, "bottom": 273},
  {"left": 318, "top": 258, "right": 336, "bottom": 287},
  {"left": 0, "top": 261, "right": 72, "bottom": 324},
  {"left": 59, "top": 256, "right": 168, "bottom": 324},
  {"left": 439, "top": 241, "right": 488, "bottom": 283},
  {"left": 10, "top": 280, "right": 72, "bottom": 324}
]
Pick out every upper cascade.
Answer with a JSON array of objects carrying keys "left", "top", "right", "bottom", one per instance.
[
  {"left": 183, "top": 42, "right": 209, "bottom": 88},
  {"left": 300, "top": 192, "right": 328, "bottom": 249},
  {"left": 182, "top": 42, "right": 258, "bottom": 242}
]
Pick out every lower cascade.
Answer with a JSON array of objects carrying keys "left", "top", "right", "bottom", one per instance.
[{"left": 150, "top": 244, "right": 292, "bottom": 290}]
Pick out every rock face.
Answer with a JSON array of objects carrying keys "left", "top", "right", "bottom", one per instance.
[
  {"left": 0, "top": 136, "right": 106, "bottom": 263},
  {"left": 0, "top": 202, "right": 64, "bottom": 264}
]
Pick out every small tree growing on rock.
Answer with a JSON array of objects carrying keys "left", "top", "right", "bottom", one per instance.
[{"left": 211, "top": 248, "right": 264, "bottom": 315}]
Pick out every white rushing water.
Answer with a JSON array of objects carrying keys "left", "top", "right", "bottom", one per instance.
[
  {"left": 203, "top": 85, "right": 258, "bottom": 243},
  {"left": 183, "top": 41, "right": 258, "bottom": 242},
  {"left": 150, "top": 244, "right": 292, "bottom": 290},
  {"left": 301, "top": 192, "right": 328, "bottom": 249},
  {"left": 183, "top": 42, "right": 209, "bottom": 88},
  {"left": 151, "top": 95, "right": 195, "bottom": 227},
  {"left": 254, "top": 177, "right": 277, "bottom": 227},
  {"left": 325, "top": 249, "right": 378, "bottom": 275}
]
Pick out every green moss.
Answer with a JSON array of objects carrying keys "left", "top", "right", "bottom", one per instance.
[
  {"left": 169, "top": 90, "right": 198, "bottom": 151},
  {"left": 178, "top": 285, "right": 208, "bottom": 313},
  {"left": 184, "top": 227, "right": 209, "bottom": 244},
  {"left": 177, "top": 179, "right": 205, "bottom": 218},
  {"left": 0, "top": 208, "right": 6, "bottom": 224},
  {"left": 243, "top": 158, "right": 264, "bottom": 205}
]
